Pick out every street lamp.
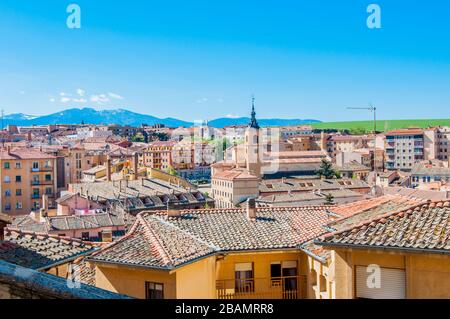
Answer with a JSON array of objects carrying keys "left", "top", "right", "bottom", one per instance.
[{"left": 347, "top": 104, "right": 379, "bottom": 196}]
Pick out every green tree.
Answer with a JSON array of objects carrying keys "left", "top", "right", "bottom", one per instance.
[
  {"left": 131, "top": 132, "right": 145, "bottom": 142},
  {"left": 324, "top": 193, "right": 335, "bottom": 206},
  {"left": 166, "top": 165, "right": 178, "bottom": 176},
  {"left": 349, "top": 127, "right": 367, "bottom": 135},
  {"left": 317, "top": 159, "right": 340, "bottom": 179}
]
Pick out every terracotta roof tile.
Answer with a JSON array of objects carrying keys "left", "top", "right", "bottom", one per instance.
[
  {"left": 317, "top": 200, "right": 450, "bottom": 253},
  {"left": 0, "top": 229, "right": 97, "bottom": 270},
  {"left": 89, "top": 206, "right": 334, "bottom": 269}
]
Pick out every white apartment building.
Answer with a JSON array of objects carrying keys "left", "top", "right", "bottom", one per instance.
[{"left": 385, "top": 129, "right": 425, "bottom": 171}]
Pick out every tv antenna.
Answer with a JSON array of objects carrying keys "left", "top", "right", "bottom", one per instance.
[{"left": 346, "top": 104, "right": 379, "bottom": 196}]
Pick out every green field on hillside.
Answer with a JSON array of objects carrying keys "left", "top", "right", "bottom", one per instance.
[{"left": 312, "top": 119, "right": 450, "bottom": 132}]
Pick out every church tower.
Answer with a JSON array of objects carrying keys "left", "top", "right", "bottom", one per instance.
[{"left": 245, "top": 97, "right": 262, "bottom": 178}]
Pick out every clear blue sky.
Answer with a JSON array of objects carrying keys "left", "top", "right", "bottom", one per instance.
[{"left": 1, "top": 0, "right": 450, "bottom": 122}]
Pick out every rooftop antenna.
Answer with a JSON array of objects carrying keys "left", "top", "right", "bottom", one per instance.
[{"left": 346, "top": 103, "right": 378, "bottom": 196}]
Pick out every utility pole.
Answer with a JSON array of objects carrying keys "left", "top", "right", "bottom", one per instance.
[{"left": 347, "top": 104, "right": 378, "bottom": 196}]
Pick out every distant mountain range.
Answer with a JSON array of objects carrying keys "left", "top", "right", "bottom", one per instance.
[{"left": 2, "top": 108, "right": 321, "bottom": 128}]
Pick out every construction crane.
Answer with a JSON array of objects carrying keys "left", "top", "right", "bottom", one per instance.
[{"left": 346, "top": 104, "right": 379, "bottom": 196}]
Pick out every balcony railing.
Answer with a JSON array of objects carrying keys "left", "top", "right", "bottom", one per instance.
[
  {"left": 31, "top": 180, "right": 53, "bottom": 186},
  {"left": 216, "top": 276, "right": 306, "bottom": 299},
  {"left": 31, "top": 167, "right": 53, "bottom": 172}
]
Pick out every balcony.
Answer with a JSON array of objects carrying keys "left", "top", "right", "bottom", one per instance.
[
  {"left": 31, "top": 180, "right": 53, "bottom": 186},
  {"left": 30, "top": 166, "right": 53, "bottom": 173},
  {"left": 216, "top": 276, "right": 306, "bottom": 299}
]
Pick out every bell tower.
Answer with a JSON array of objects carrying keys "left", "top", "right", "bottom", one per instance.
[{"left": 245, "top": 96, "right": 262, "bottom": 178}]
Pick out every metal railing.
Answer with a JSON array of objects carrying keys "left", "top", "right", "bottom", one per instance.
[{"left": 216, "top": 276, "right": 306, "bottom": 299}]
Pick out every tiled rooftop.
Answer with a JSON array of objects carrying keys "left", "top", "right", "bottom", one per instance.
[
  {"left": 12, "top": 210, "right": 131, "bottom": 233},
  {"left": 89, "top": 206, "right": 334, "bottom": 269},
  {"left": 259, "top": 178, "right": 369, "bottom": 193},
  {"left": 70, "top": 178, "right": 210, "bottom": 202},
  {"left": 257, "top": 189, "right": 363, "bottom": 206},
  {"left": 383, "top": 186, "right": 448, "bottom": 201},
  {"left": 0, "top": 229, "right": 97, "bottom": 270},
  {"left": 0, "top": 147, "right": 56, "bottom": 160},
  {"left": 328, "top": 195, "right": 423, "bottom": 232},
  {"left": 213, "top": 169, "right": 259, "bottom": 181},
  {"left": 330, "top": 194, "right": 421, "bottom": 219},
  {"left": 317, "top": 200, "right": 450, "bottom": 254},
  {"left": 0, "top": 260, "right": 130, "bottom": 299}
]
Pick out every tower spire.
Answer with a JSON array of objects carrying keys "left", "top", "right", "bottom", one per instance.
[{"left": 249, "top": 95, "right": 259, "bottom": 129}]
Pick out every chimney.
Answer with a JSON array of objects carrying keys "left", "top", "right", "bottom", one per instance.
[
  {"left": 38, "top": 194, "right": 49, "bottom": 221},
  {"left": 7, "top": 145, "right": 11, "bottom": 155},
  {"left": 246, "top": 198, "right": 257, "bottom": 220},
  {"left": 134, "top": 152, "right": 139, "bottom": 178},
  {"left": 167, "top": 199, "right": 181, "bottom": 218},
  {"left": 106, "top": 156, "right": 112, "bottom": 182}
]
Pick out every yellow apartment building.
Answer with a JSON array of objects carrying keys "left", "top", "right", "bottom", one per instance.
[
  {"left": 0, "top": 147, "right": 57, "bottom": 215},
  {"left": 316, "top": 200, "right": 450, "bottom": 299},
  {"left": 86, "top": 195, "right": 450, "bottom": 299},
  {"left": 86, "top": 201, "right": 335, "bottom": 299},
  {"left": 143, "top": 141, "right": 176, "bottom": 171}
]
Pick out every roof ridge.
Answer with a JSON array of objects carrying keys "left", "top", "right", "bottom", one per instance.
[
  {"left": 323, "top": 199, "right": 447, "bottom": 239},
  {"left": 151, "top": 215, "right": 220, "bottom": 251},
  {"left": 137, "top": 214, "right": 173, "bottom": 266},
  {"left": 150, "top": 205, "right": 332, "bottom": 216},
  {"left": 88, "top": 219, "right": 141, "bottom": 258}
]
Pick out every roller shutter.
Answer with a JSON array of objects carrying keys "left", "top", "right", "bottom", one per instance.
[{"left": 355, "top": 266, "right": 406, "bottom": 299}]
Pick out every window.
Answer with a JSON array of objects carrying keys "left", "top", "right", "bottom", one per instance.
[
  {"left": 16, "top": 202, "right": 22, "bottom": 210},
  {"left": 270, "top": 262, "right": 282, "bottom": 287},
  {"left": 235, "top": 263, "right": 254, "bottom": 293},
  {"left": 45, "top": 174, "right": 52, "bottom": 181},
  {"left": 81, "top": 232, "right": 90, "bottom": 241},
  {"left": 15, "top": 162, "right": 21, "bottom": 169},
  {"left": 32, "top": 189, "right": 40, "bottom": 199},
  {"left": 4, "top": 176, "right": 10, "bottom": 183},
  {"left": 145, "top": 282, "right": 164, "bottom": 299},
  {"left": 4, "top": 162, "right": 10, "bottom": 169},
  {"left": 16, "top": 189, "right": 22, "bottom": 196},
  {"left": 15, "top": 176, "right": 21, "bottom": 183},
  {"left": 271, "top": 262, "right": 282, "bottom": 278},
  {"left": 45, "top": 187, "right": 52, "bottom": 195},
  {"left": 5, "top": 190, "right": 11, "bottom": 197},
  {"left": 4, "top": 204, "right": 11, "bottom": 211},
  {"left": 32, "top": 162, "right": 39, "bottom": 170}
]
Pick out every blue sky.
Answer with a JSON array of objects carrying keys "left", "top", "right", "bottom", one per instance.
[{"left": 1, "top": 0, "right": 450, "bottom": 122}]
